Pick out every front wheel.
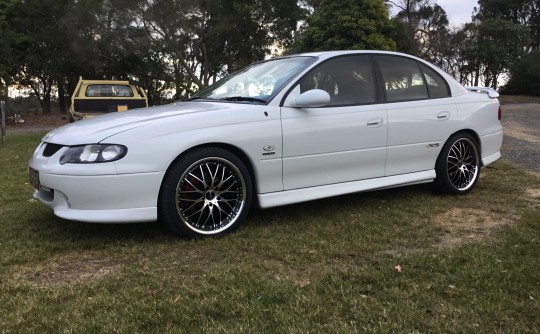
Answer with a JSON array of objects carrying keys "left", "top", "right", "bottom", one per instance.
[
  {"left": 434, "top": 133, "right": 480, "bottom": 195},
  {"left": 159, "top": 147, "right": 252, "bottom": 237}
]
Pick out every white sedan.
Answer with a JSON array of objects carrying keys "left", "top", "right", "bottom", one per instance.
[{"left": 29, "top": 51, "right": 503, "bottom": 237}]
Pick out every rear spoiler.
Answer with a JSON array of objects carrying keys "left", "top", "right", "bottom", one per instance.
[{"left": 465, "top": 86, "right": 499, "bottom": 98}]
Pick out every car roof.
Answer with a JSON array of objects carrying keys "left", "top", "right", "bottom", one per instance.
[
  {"left": 280, "top": 50, "right": 469, "bottom": 97},
  {"left": 293, "top": 50, "right": 432, "bottom": 62}
]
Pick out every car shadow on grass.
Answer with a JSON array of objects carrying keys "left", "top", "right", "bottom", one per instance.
[
  {"left": 31, "top": 183, "right": 435, "bottom": 244},
  {"left": 246, "top": 183, "right": 435, "bottom": 229}
]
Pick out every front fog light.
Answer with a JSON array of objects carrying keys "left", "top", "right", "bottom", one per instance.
[{"left": 60, "top": 144, "right": 127, "bottom": 164}]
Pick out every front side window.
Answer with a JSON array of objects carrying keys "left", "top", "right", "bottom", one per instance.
[
  {"left": 377, "top": 56, "right": 429, "bottom": 102},
  {"left": 298, "top": 55, "right": 377, "bottom": 106}
]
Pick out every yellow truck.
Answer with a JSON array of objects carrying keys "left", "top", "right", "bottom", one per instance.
[{"left": 70, "top": 77, "right": 148, "bottom": 122}]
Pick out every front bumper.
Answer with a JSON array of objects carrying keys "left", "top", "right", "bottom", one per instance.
[
  {"left": 30, "top": 141, "right": 164, "bottom": 223},
  {"left": 32, "top": 172, "right": 163, "bottom": 223}
]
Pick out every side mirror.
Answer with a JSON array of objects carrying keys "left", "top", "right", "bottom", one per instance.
[{"left": 285, "top": 89, "right": 331, "bottom": 108}]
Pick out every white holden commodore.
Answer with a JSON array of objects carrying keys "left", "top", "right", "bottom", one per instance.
[{"left": 29, "top": 51, "right": 503, "bottom": 237}]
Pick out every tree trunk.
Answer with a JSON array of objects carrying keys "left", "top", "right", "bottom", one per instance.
[
  {"left": 43, "top": 90, "right": 51, "bottom": 114},
  {"left": 42, "top": 77, "right": 52, "bottom": 114},
  {"left": 58, "top": 79, "right": 67, "bottom": 113}
]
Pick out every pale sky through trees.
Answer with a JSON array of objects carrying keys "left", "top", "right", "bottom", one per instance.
[
  {"left": 390, "top": 0, "right": 477, "bottom": 27},
  {"left": 437, "top": 0, "right": 477, "bottom": 26}
]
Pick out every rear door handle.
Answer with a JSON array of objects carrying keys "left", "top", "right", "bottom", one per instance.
[
  {"left": 437, "top": 111, "right": 450, "bottom": 120},
  {"left": 367, "top": 118, "right": 384, "bottom": 127}
]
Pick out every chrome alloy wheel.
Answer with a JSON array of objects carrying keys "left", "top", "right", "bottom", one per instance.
[
  {"left": 446, "top": 138, "right": 479, "bottom": 191},
  {"left": 175, "top": 157, "right": 247, "bottom": 235}
]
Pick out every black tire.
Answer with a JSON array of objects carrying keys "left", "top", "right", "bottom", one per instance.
[
  {"left": 159, "top": 147, "right": 252, "bottom": 237},
  {"left": 434, "top": 133, "right": 480, "bottom": 195}
]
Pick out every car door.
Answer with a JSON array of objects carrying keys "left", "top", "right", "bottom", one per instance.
[
  {"left": 280, "top": 55, "right": 388, "bottom": 190},
  {"left": 375, "top": 55, "right": 458, "bottom": 176}
]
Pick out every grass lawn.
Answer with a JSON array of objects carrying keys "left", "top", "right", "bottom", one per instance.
[{"left": 1, "top": 132, "right": 539, "bottom": 333}]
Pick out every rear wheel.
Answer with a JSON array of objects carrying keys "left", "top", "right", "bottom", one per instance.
[
  {"left": 159, "top": 147, "right": 252, "bottom": 237},
  {"left": 434, "top": 133, "right": 480, "bottom": 195}
]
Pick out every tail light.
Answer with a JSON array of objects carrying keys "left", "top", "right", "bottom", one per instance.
[{"left": 498, "top": 106, "right": 502, "bottom": 121}]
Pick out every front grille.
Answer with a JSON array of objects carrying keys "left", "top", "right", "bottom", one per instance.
[{"left": 43, "top": 143, "right": 63, "bottom": 157}]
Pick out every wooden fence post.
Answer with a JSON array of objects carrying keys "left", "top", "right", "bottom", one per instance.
[{"left": 1, "top": 101, "right": 6, "bottom": 147}]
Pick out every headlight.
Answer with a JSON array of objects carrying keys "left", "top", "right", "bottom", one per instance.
[{"left": 60, "top": 144, "right": 127, "bottom": 164}]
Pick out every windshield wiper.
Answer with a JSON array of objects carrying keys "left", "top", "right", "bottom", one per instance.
[
  {"left": 219, "top": 96, "right": 267, "bottom": 104},
  {"left": 187, "top": 96, "right": 215, "bottom": 101}
]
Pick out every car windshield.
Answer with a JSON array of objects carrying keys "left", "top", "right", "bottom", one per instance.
[{"left": 191, "top": 56, "right": 317, "bottom": 103}]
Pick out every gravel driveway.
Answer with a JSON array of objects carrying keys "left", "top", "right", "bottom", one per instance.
[{"left": 501, "top": 104, "right": 540, "bottom": 175}]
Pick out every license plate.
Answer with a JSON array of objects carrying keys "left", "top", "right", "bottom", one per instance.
[{"left": 29, "top": 167, "right": 40, "bottom": 189}]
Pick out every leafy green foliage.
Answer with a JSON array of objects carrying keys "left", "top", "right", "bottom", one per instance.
[
  {"left": 469, "top": 0, "right": 540, "bottom": 90},
  {"left": 125, "top": 0, "right": 306, "bottom": 99},
  {"left": 390, "top": 0, "right": 449, "bottom": 62},
  {"left": 502, "top": 50, "right": 540, "bottom": 96},
  {"left": 467, "top": 19, "right": 531, "bottom": 88},
  {"left": 0, "top": 0, "right": 17, "bottom": 90},
  {"left": 3, "top": 0, "right": 540, "bottom": 109},
  {"left": 2, "top": 0, "right": 305, "bottom": 108},
  {"left": 7, "top": 0, "right": 75, "bottom": 113},
  {"left": 292, "top": 0, "right": 396, "bottom": 52},
  {"left": 476, "top": 0, "right": 540, "bottom": 50}
]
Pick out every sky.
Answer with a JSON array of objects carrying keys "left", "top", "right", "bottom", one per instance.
[
  {"left": 390, "top": 0, "right": 478, "bottom": 27},
  {"left": 436, "top": 0, "right": 478, "bottom": 27}
]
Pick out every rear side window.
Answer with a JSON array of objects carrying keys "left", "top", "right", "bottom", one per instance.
[
  {"left": 298, "top": 55, "right": 377, "bottom": 106},
  {"left": 86, "top": 85, "right": 134, "bottom": 97},
  {"left": 419, "top": 63, "right": 450, "bottom": 98},
  {"left": 377, "top": 56, "right": 428, "bottom": 102},
  {"left": 377, "top": 56, "right": 451, "bottom": 102}
]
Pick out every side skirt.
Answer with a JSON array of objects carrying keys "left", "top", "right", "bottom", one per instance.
[{"left": 257, "top": 170, "right": 436, "bottom": 209}]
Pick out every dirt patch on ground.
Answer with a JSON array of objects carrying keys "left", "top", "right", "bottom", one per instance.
[
  {"left": 13, "top": 253, "right": 123, "bottom": 288},
  {"left": 434, "top": 208, "right": 512, "bottom": 247},
  {"left": 524, "top": 188, "right": 540, "bottom": 208},
  {"left": 525, "top": 188, "right": 540, "bottom": 199},
  {"left": 5, "top": 114, "right": 69, "bottom": 134},
  {"left": 504, "top": 121, "right": 540, "bottom": 143}
]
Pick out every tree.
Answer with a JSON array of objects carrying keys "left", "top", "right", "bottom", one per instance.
[
  {"left": 475, "top": 18, "right": 530, "bottom": 88},
  {"left": 387, "top": 0, "right": 449, "bottom": 62},
  {"left": 8, "top": 0, "right": 162, "bottom": 111},
  {"left": 475, "top": 0, "right": 540, "bottom": 50},
  {"left": 8, "top": 0, "right": 74, "bottom": 114},
  {"left": 131, "top": 0, "right": 304, "bottom": 99},
  {"left": 502, "top": 50, "right": 540, "bottom": 96},
  {"left": 0, "top": 0, "right": 18, "bottom": 101},
  {"left": 291, "top": 0, "right": 396, "bottom": 52},
  {"left": 440, "top": 26, "right": 476, "bottom": 85}
]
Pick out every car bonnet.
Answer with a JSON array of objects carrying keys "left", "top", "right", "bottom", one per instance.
[{"left": 42, "top": 102, "right": 229, "bottom": 146}]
